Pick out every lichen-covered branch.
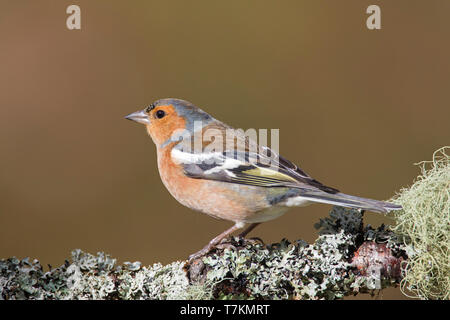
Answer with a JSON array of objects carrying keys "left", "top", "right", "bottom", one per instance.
[
  {"left": 2, "top": 147, "right": 447, "bottom": 300},
  {"left": 0, "top": 207, "right": 407, "bottom": 300}
]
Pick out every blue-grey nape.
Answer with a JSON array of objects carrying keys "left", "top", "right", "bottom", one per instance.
[{"left": 154, "top": 98, "right": 215, "bottom": 133}]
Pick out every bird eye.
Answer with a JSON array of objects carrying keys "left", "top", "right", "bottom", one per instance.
[{"left": 155, "top": 110, "right": 166, "bottom": 119}]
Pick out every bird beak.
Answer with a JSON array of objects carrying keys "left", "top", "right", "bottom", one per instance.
[{"left": 125, "top": 109, "right": 150, "bottom": 125}]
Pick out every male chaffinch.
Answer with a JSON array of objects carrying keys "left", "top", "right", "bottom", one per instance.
[{"left": 125, "top": 98, "right": 401, "bottom": 261}]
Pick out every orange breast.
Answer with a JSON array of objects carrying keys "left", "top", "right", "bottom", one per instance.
[{"left": 155, "top": 144, "right": 269, "bottom": 222}]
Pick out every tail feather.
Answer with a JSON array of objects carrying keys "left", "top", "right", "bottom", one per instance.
[{"left": 292, "top": 191, "right": 402, "bottom": 214}]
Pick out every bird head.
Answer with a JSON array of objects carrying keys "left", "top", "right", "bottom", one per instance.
[{"left": 125, "top": 98, "right": 214, "bottom": 148}]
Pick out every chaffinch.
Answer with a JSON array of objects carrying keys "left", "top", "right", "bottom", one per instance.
[{"left": 125, "top": 98, "right": 401, "bottom": 261}]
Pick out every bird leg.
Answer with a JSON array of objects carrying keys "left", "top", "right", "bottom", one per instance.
[
  {"left": 237, "top": 223, "right": 265, "bottom": 245},
  {"left": 188, "top": 223, "right": 243, "bottom": 261},
  {"left": 238, "top": 223, "right": 260, "bottom": 238}
]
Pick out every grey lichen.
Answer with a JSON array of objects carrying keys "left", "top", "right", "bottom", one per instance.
[
  {"left": 197, "top": 231, "right": 357, "bottom": 300},
  {"left": 1, "top": 207, "right": 407, "bottom": 300},
  {"left": 187, "top": 207, "right": 405, "bottom": 300},
  {"left": 0, "top": 249, "right": 191, "bottom": 300}
]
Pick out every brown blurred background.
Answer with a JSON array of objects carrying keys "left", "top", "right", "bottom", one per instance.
[{"left": 0, "top": 1, "right": 449, "bottom": 299}]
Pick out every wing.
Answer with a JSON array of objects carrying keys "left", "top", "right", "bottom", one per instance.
[{"left": 171, "top": 122, "right": 339, "bottom": 194}]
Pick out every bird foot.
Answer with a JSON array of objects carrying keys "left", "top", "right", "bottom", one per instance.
[
  {"left": 188, "top": 235, "right": 267, "bottom": 262},
  {"left": 188, "top": 236, "right": 238, "bottom": 262},
  {"left": 188, "top": 247, "right": 212, "bottom": 262},
  {"left": 214, "top": 236, "right": 265, "bottom": 251},
  {"left": 243, "top": 236, "right": 265, "bottom": 246},
  {"left": 188, "top": 238, "right": 229, "bottom": 262}
]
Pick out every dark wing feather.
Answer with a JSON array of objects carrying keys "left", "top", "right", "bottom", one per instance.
[{"left": 174, "top": 122, "right": 339, "bottom": 194}]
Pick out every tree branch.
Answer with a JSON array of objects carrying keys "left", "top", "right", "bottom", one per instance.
[{"left": 0, "top": 207, "right": 407, "bottom": 300}]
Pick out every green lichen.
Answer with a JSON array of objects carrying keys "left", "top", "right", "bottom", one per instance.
[{"left": 390, "top": 146, "right": 450, "bottom": 300}]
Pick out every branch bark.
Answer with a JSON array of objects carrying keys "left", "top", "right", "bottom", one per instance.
[{"left": 0, "top": 207, "right": 406, "bottom": 300}]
